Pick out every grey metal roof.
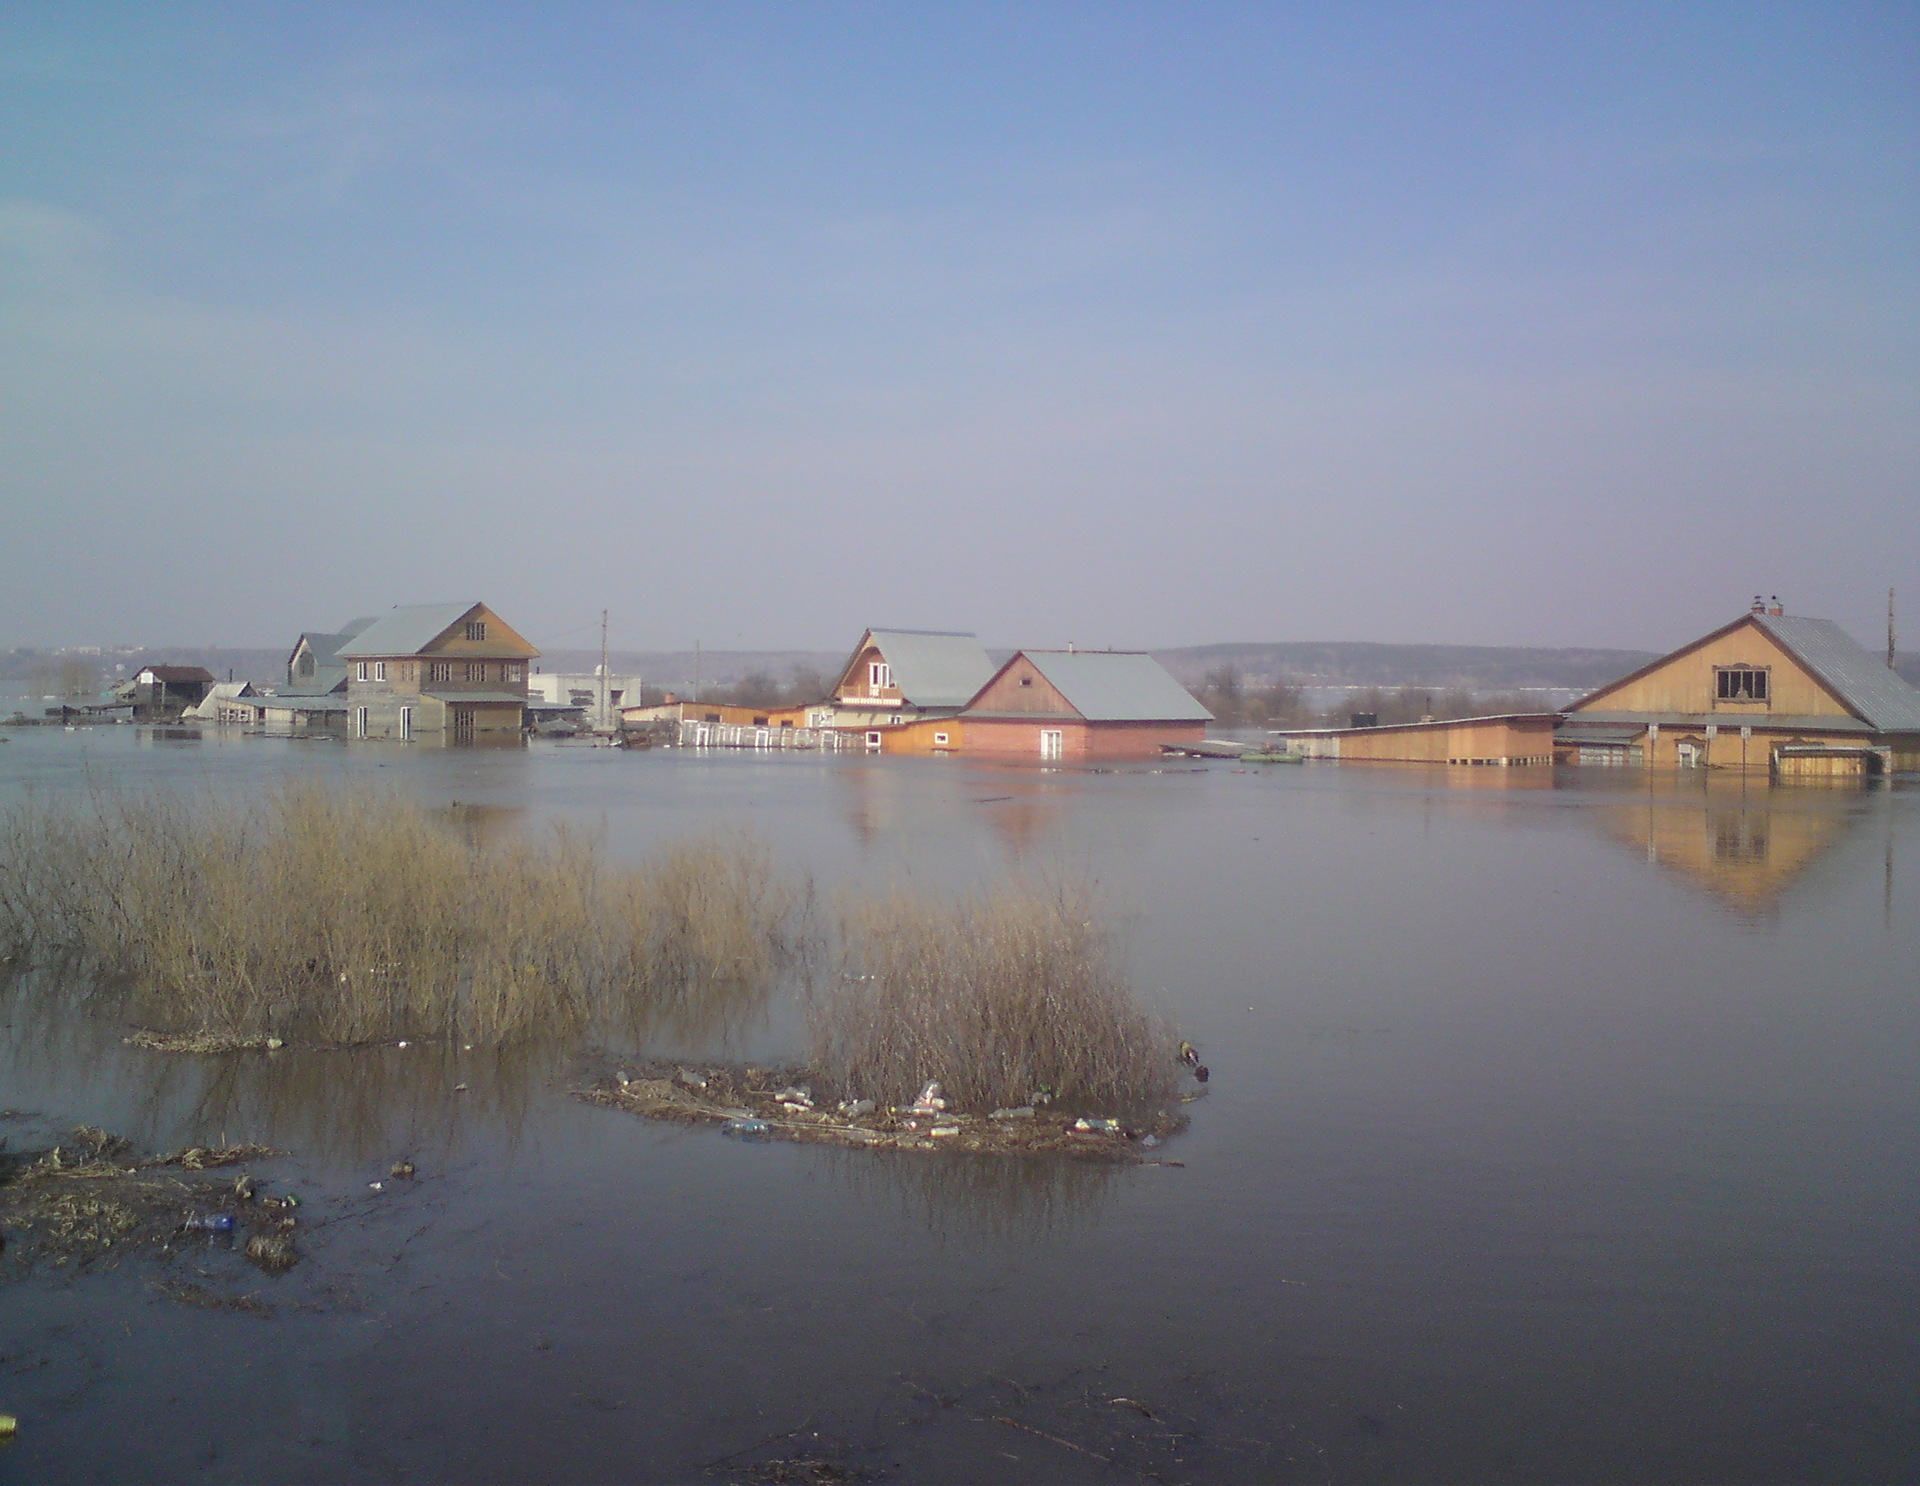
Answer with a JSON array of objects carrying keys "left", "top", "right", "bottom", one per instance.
[
  {"left": 1754, "top": 614, "right": 1920, "bottom": 732},
  {"left": 262, "top": 695, "right": 349, "bottom": 713},
  {"left": 339, "top": 603, "right": 480, "bottom": 659},
  {"left": 1015, "top": 651, "right": 1213, "bottom": 722},
  {"left": 862, "top": 630, "right": 996, "bottom": 709},
  {"left": 421, "top": 691, "right": 529, "bottom": 705}
]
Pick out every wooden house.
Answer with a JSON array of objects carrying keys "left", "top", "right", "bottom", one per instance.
[
  {"left": 826, "top": 630, "right": 997, "bottom": 735},
  {"left": 1558, "top": 601, "right": 1920, "bottom": 776},
  {"left": 338, "top": 602, "right": 539, "bottom": 741},
  {"left": 129, "top": 665, "right": 216, "bottom": 721},
  {"left": 936, "top": 650, "right": 1212, "bottom": 760}
]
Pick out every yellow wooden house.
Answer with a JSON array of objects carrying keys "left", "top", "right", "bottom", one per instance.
[{"left": 1558, "top": 601, "right": 1920, "bottom": 776}]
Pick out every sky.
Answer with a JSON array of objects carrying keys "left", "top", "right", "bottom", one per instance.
[{"left": 2, "top": 2, "right": 1915, "bottom": 656}]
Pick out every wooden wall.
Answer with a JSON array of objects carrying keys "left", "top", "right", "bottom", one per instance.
[{"left": 1573, "top": 618, "right": 1851, "bottom": 721}]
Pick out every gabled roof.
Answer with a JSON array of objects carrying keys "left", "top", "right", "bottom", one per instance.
[
  {"left": 1753, "top": 613, "right": 1920, "bottom": 732},
  {"left": 1570, "top": 610, "right": 1920, "bottom": 732},
  {"left": 980, "top": 651, "right": 1213, "bottom": 722},
  {"left": 139, "top": 665, "right": 215, "bottom": 683},
  {"left": 338, "top": 603, "right": 506, "bottom": 659},
  {"left": 839, "top": 629, "right": 996, "bottom": 708}
]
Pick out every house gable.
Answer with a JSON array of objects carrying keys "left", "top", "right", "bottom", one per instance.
[
  {"left": 830, "top": 629, "right": 994, "bottom": 708},
  {"left": 1568, "top": 614, "right": 1857, "bottom": 722},
  {"left": 340, "top": 602, "right": 539, "bottom": 661},
  {"left": 966, "top": 653, "right": 1082, "bottom": 717}
]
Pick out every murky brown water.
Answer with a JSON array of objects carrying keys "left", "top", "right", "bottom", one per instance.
[{"left": 2, "top": 728, "right": 1915, "bottom": 1483}]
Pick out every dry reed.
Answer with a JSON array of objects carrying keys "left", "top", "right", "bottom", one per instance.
[
  {"left": 810, "top": 882, "right": 1178, "bottom": 1115},
  {"left": 0, "top": 784, "right": 805, "bottom": 1046}
]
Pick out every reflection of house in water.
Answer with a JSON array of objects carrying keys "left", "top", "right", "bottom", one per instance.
[{"left": 1592, "top": 780, "right": 1863, "bottom": 911}]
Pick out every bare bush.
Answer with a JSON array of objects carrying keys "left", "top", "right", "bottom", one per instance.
[{"left": 810, "top": 882, "right": 1178, "bottom": 1115}]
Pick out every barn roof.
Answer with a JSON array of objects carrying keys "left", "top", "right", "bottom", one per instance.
[
  {"left": 996, "top": 651, "right": 1213, "bottom": 722},
  {"left": 339, "top": 603, "right": 483, "bottom": 659},
  {"left": 850, "top": 630, "right": 996, "bottom": 708},
  {"left": 139, "top": 665, "right": 215, "bottom": 683},
  {"left": 1752, "top": 614, "right": 1920, "bottom": 732}
]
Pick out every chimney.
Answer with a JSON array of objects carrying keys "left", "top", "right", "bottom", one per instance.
[
  {"left": 1751, "top": 595, "right": 1767, "bottom": 614},
  {"left": 1768, "top": 595, "right": 1785, "bottom": 617}
]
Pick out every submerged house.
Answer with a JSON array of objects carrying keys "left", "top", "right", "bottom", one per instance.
[
  {"left": 338, "top": 602, "right": 539, "bottom": 741},
  {"left": 1558, "top": 600, "right": 1920, "bottom": 776},
  {"left": 126, "top": 665, "right": 216, "bottom": 721},
  {"left": 1272, "top": 712, "right": 1560, "bottom": 766},
  {"left": 862, "top": 649, "right": 1212, "bottom": 759},
  {"left": 825, "top": 629, "right": 997, "bottom": 734}
]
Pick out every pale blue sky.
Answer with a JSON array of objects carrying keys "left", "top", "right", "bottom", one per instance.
[{"left": 2, "top": 3, "right": 1914, "bottom": 654}]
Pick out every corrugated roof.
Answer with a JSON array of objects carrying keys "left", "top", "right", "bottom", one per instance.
[
  {"left": 1015, "top": 651, "right": 1213, "bottom": 722},
  {"left": 1754, "top": 614, "right": 1920, "bottom": 732},
  {"left": 339, "top": 603, "right": 479, "bottom": 659},
  {"left": 421, "top": 692, "right": 529, "bottom": 705},
  {"left": 864, "top": 630, "right": 996, "bottom": 709}
]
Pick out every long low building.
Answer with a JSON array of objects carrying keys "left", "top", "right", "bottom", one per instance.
[{"left": 1271, "top": 712, "right": 1559, "bottom": 765}]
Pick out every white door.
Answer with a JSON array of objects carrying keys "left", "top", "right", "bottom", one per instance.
[
  {"left": 1040, "top": 728, "right": 1064, "bottom": 760},
  {"left": 353, "top": 706, "right": 369, "bottom": 739},
  {"left": 399, "top": 706, "right": 413, "bottom": 741}
]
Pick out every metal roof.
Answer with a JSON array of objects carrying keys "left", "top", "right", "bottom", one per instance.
[
  {"left": 338, "top": 603, "right": 480, "bottom": 659},
  {"left": 1753, "top": 614, "right": 1920, "bottom": 732},
  {"left": 1014, "top": 651, "right": 1213, "bottom": 722},
  {"left": 421, "top": 692, "right": 529, "bottom": 705},
  {"left": 860, "top": 630, "right": 996, "bottom": 709}
]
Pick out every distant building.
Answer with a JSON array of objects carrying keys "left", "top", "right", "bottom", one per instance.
[
  {"left": 527, "top": 670, "right": 644, "bottom": 728},
  {"left": 1559, "top": 601, "right": 1920, "bottom": 776},
  {"left": 286, "top": 619, "right": 375, "bottom": 695},
  {"left": 825, "top": 629, "right": 997, "bottom": 733},
  {"left": 1270, "top": 713, "right": 1559, "bottom": 766},
  {"left": 338, "top": 602, "right": 539, "bottom": 741},
  {"left": 128, "top": 665, "right": 216, "bottom": 721}
]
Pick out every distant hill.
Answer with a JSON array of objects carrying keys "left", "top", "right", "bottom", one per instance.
[{"left": 1149, "top": 641, "right": 1661, "bottom": 692}]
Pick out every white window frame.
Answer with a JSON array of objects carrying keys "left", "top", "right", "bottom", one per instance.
[
  {"left": 353, "top": 706, "right": 369, "bottom": 738},
  {"left": 465, "top": 621, "right": 487, "bottom": 642},
  {"left": 1040, "top": 728, "right": 1064, "bottom": 760},
  {"left": 374, "top": 661, "right": 387, "bottom": 682},
  {"left": 869, "top": 660, "right": 892, "bottom": 691},
  {"left": 933, "top": 732, "right": 950, "bottom": 748},
  {"left": 399, "top": 705, "right": 413, "bottom": 741},
  {"left": 356, "top": 662, "right": 369, "bottom": 682},
  {"left": 865, "top": 731, "right": 883, "bottom": 752}
]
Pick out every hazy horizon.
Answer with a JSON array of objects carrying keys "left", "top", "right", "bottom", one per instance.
[{"left": 4, "top": 6, "right": 1915, "bottom": 655}]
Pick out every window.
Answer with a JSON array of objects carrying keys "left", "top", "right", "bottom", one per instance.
[
  {"left": 869, "top": 660, "right": 892, "bottom": 691},
  {"left": 466, "top": 661, "right": 486, "bottom": 682},
  {"left": 1040, "top": 728, "right": 1064, "bottom": 760},
  {"left": 1715, "top": 666, "right": 1770, "bottom": 702},
  {"left": 1019, "top": 676, "right": 1033, "bottom": 688},
  {"left": 428, "top": 661, "right": 453, "bottom": 684},
  {"left": 298, "top": 654, "right": 314, "bottom": 677},
  {"left": 352, "top": 706, "right": 368, "bottom": 738},
  {"left": 399, "top": 705, "right": 413, "bottom": 741},
  {"left": 753, "top": 716, "right": 769, "bottom": 727},
  {"left": 465, "top": 621, "right": 487, "bottom": 642},
  {"left": 356, "top": 662, "right": 369, "bottom": 682},
  {"left": 374, "top": 662, "right": 387, "bottom": 682},
  {"left": 865, "top": 731, "right": 883, "bottom": 751},
  {"left": 933, "top": 732, "right": 950, "bottom": 748},
  {"left": 503, "top": 662, "right": 523, "bottom": 682}
]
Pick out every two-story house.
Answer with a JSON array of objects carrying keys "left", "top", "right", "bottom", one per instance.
[
  {"left": 823, "top": 629, "right": 996, "bottom": 734},
  {"left": 338, "top": 602, "right": 540, "bottom": 741}
]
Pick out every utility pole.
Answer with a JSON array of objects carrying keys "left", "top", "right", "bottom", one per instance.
[
  {"left": 693, "top": 639, "right": 701, "bottom": 704},
  {"left": 1890, "top": 588, "right": 1898, "bottom": 672},
  {"left": 599, "top": 608, "right": 611, "bottom": 733}
]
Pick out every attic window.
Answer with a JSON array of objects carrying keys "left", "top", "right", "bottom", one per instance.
[
  {"left": 465, "top": 621, "right": 487, "bottom": 642},
  {"left": 298, "top": 655, "right": 314, "bottom": 676},
  {"left": 869, "top": 661, "right": 892, "bottom": 691},
  {"left": 1019, "top": 676, "right": 1033, "bottom": 687},
  {"left": 1715, "top": 666, "right": 1770, "bottom": 702}
]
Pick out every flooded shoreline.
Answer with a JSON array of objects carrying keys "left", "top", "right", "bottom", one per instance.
[{"left": 1, "top": 728, "right": 1915, "bottom": 1482}]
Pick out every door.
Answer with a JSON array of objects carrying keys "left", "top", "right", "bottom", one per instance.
[
  {"left": 1040, "top": 728, "right": 1064, "bottom": 761},
  {"left": 451, "top": 705, "right": 474, "bottom": 742},
  {"left": 399, "top": 705, "right": 413, "bottom": 741}
]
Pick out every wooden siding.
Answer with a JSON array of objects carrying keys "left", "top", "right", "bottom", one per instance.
[
  {"left": 415, "top": 604, "right": 540, "bottom": 660},
  {"left": 833, "top": 641, "right": 905, "bottom": 705},
  {"left": 1571, "top": 616, "right": 1852, "bottom": 721},
  {"left": 1280, "top": 715, "right": 1556, "bottom": 765},
  {"left": 967, "top": 658, "right": 1078, "bottom": 717}
]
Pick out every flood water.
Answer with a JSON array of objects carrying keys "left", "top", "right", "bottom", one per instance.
[{"left": 2, "top": 728, "right": 1916, "bottom": 1484}]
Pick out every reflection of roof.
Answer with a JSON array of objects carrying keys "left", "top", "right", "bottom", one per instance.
[
  {"left": 1753, "top": 614, "right": 1920, "bottom": 732},
  {"left": 339, "top": 603, "right": 479, "bottom": 659},
  {"left": 1009, "top": 651, "right": 1213, "bottom": 722},
  {"left": 422, "top": 692, "right": 529, "bottom": 705},
  {"left": 855, "top": 630, "right": 996, "bottom": 708}
]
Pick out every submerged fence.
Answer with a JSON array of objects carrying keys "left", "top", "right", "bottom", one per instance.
[{"left": 678, "top": 720, "right": 850, "bottom": 751}]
